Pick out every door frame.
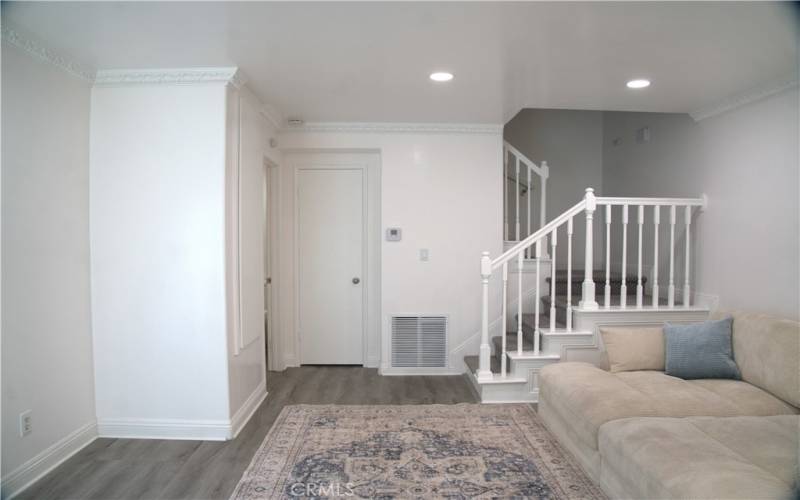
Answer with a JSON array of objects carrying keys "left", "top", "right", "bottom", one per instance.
[
  {"left": 263, "top": 157, "right": 280, "bottom": 371},
  {"left": 287, "top": 151, "right": 381, "bottom": 367}
]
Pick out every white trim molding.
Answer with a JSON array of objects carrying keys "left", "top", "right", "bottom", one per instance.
[
  {"left": 97, "top": 417, "right": 231, "bottom": 441},
  {"left": 94, "top": 67, "right": 246, "bottom": 87},
  {"left": 260, "top": 102, "right": 286, "bottom": 131},
  {"left": 229, "top": 381, "right": 268, "bottom": 440},
  {"left": 1, "top": 25, "right": 95, "bottom": 83},
  {"left": 690, "top": 75, "right": 799, "bottom": 121},
  {"left": 282, "top": 122, "right": 503, "bottom": 135},
  {"left": 1, "top": 421, "right": 98, "bottom": 500}
]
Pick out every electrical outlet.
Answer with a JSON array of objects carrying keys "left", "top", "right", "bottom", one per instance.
[{"left": 20, "top": 410, "right": 32, "bottom": 437}]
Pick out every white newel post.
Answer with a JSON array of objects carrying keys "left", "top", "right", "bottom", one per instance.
[
  {"left": 566, "top": 217, "right": 574, "bottom": 331},
  {"left": 668, "top": 205, "right": 676, "bottom": 308},
  {"left": 652, "top": 206, "right": 660, "bottom": 307},
  {"left": 549, "top": 230, "right": 557, "bottom": 332},
  {"left": 636, "top": 205, "right": 644, "bottom": 308},
  {"left": 540, "top": 162, "right": 549, "bottom": 227},
  {"left": 683, "top": 206, "right": 692, "bottom": 307},
  {"left": 580, "top": 188, "right": 598, "bottom": 310},
  {"left": 478, "top": 251, "right": 493, "bottom": 381},
  {"left": 515, "top": 159, "right": 520, "bottom": 241},
  {"left": 604, "top": 204, "right": 611, "bottom": 308},
  {"left": 503, "top": 147, "right": 509, "bottom": 241},
  {"left": 540, "top": 162, "right": 549, "bottom": 257}
]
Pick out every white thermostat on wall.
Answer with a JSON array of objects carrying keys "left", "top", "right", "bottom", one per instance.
[{"left": 386, "top": 228, "right": 402, "bottom": 241}]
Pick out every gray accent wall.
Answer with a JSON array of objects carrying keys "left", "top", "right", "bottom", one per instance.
[{"left": 602, "top": 88, "right": 799, "bottom": 319}]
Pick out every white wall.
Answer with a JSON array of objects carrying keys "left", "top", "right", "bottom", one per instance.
[
  {"left": 602, "top": 88, "right": 799, "bottom": 319},
  {"left": 276, "top": 130, "right": 503, "bottom": 373},
  {"left": 1, "top": 43, "right": 96, "bottom": 488},
  {"left": 90, "top": 83, "right": 232, "bottom": 433}
]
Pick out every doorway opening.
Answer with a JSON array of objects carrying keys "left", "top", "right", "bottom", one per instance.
[
  {"left": 288, "top": 151, "right": 381, "bottom": 367},
  {"left": 264, "top": 158, "right": 279, "bottom": 373}
]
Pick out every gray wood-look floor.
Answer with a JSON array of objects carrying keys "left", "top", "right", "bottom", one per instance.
[{"left": 18, "top": 367, "right": 478, "bottom": 500}]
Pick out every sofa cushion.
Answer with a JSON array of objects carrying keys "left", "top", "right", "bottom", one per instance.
[
  {"left": 538, "top": 362, "right": 799, "bottom": 454},
  {"left": 664, "top": 317, "right": 741, "bottom": 380},
  {"left": 598, "top": 415, "right": 799, "bottom": 499},
  {"left": 600, "top": 326, "right": 664, "bottom": 372},
  {"left": 712, "top": 310, "right": 800, "bottom": 408}
]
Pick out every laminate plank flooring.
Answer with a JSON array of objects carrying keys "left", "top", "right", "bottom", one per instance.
[{"left": 17, "top": 367, "right": 478, "bottom": 500}]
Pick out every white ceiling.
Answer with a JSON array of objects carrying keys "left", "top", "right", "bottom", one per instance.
[{"left": 3, "top": 2, "right": 798, "bottom": 124}]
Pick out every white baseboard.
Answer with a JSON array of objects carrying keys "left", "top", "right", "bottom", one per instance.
[
  {"left": 97, "top": 417, "right": 231, "bottom": 441},
  {"left": 1, "top": 420, "right": 98, "bottom": 500},
  {"left": 364, "top": 355, "right": 380, "bottom": 368},
  {"left": 283, "top": 354, "right": 299, "bottom": 368},
  {"left": 229, "top": 381, "right": 268, "bottom": 440}
]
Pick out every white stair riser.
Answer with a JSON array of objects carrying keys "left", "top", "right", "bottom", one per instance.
[
  {"left": 541, "top": 331, "right": 597, "bottom": 360},
  {"left": 473, "top": 308, "right": 710, "bottom": 403},
  {"left": 508, "top": 357, "right": 559, "bottom": 381}
]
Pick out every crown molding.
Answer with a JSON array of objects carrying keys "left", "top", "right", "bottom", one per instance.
[
  {"left": 690, "top": 76, "right": 799, "bottom": 122},
  {"left": 1, "top": 25, "right": 95, "bottom": 83},
  {"left": 260, "top": 102, "right": 285, "bottom": 131},
  {"left": 280, "top": 121, "right": 504, "bottom": 135},
  {"left": 94, "top": 67, "right": 245, "bottom": 87}
]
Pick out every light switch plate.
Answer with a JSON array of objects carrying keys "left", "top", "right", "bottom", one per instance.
[{"left": 420, "top": 249, "right": 429, "bottom": 261}]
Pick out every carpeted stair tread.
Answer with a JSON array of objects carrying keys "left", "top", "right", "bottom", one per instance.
[
  {"left": 464, "top": 354, "right": 501, "bottom": 373},
  {"left": 546, "top": 270, "right": 646, "bottom": 297},
  {"left": 492, "top": 331, "right": 534, "bottom": 353}
]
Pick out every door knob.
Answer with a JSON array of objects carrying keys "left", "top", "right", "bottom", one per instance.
[{"left": 352, "top": 277, "right": 360, "bottom": 284}]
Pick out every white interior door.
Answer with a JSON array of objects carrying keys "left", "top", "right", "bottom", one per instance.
[{"left": 298, "top": 168, "right": 364, "bottom": 364}]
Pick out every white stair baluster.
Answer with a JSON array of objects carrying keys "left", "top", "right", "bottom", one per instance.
[
  {"left": 566, "top": 217, "right": 574, "bottom": 331},
  {"left": 621, "top": 205, "right": 629, "bottom": 308},
  {"left": 515, "top": 158, "right": 520, "bottom": 241},
  {"left": 636, "top": 205, "right": 644, "bottom": 308},
  {"left": 550, "top": 229, "right": 557, "bottom": 332},
  {"left": 604, "top": 204, "right": 611, "bottom": 308},
  {"left": 517, "top": 252, "right": 523, "bottom": 355},
  {"left": 652, "top": 206, "right": 660, "bottom": 308},
  {"left": 684, "top": 206, "right": 692, "bottom": 307},
  {"left": 501, "top": 262, "right": 508, "bottom": 378},
  {"left": 534, "top": 240, "right": 542, "bottom": 354},
  {"left": 668, "top": 205, "right": 676, "bottom": 308},
  {"left": 478, "top": 251, "right": 492, "bottom": 381},
  {"left": 580, "top": 188, "right": 598, "bottom": 309}
]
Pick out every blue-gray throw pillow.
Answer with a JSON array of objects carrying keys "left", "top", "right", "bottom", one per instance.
[{"left": 664, "top": 317, "right": 741, "bottom": 380}]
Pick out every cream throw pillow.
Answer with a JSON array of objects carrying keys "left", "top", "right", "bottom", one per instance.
[{"left": 600, "top": 326, "right": 665, "bottom": 372}]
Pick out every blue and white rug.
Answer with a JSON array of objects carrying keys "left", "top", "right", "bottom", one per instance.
[{"left": 231, "top": 404, "right": 604, "bottom": 499}]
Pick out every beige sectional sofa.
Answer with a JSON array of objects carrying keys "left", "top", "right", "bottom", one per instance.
[{"left": 538, "top": 311, "right": 800, "bottom": 499}]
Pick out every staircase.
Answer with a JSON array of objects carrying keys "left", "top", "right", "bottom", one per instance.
[{"left": 464, "top": 144, "right": 710, "bottom": 402}]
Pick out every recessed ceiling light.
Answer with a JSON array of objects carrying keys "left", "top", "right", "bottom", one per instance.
[
  {"left": 626, "top": 79, "right": 651, "bottom": 89},
  {"left": 430, "top": 72, "right": 454, "bottom": 82}
]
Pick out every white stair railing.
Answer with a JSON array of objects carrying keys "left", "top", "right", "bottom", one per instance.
[
  {"left": 477, "top": 188, "right": 707, "bottom": 381},
  {"left": 503, "top": 141, "right": 549, "bottom": 248}
]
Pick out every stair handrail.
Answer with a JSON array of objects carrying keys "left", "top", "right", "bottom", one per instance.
[
  {"left": 503, "top": 140, "right": 547, "bottom": 178},
  {"left": 492, "top": 199, "right": 586, "bottom": 270},
  {"left": 503, "top": 141, "right": 549, "bottom": 244},
  {"left": 477, "top": 188, "right": 707, "bottom": 382}
]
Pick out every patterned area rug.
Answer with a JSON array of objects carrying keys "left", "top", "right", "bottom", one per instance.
[{"left": 231, "top": 404, "right": 603, "bottom": 499}]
